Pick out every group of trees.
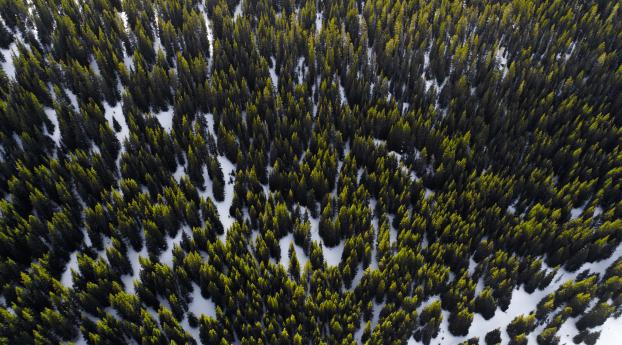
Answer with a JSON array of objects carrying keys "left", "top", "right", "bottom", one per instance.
[{"left": 1, "top": 0, "right": 621, "bottom": 344}]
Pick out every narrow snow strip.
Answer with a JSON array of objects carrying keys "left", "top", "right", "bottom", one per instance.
[
  {"left": 44, "top": 107, "right": 61, "bottom": 145},
  {"left": 216, "top": 155, "right": 236, "bottom": 239},
  {"left": 269, "top": 56, "right": 278, "bottom": 89},
  {"left": 122, "top": 245, "right": 148, "bottom": 294},
  {"left": 233, "top": 1, "right": 242, "bottom": 20},
  {"left": 61, "top": 251, "right": 80, "bottom": 287},
  {"left": 315, "top": 12, "right": 323, "bottom": 33},
  {"left": 0, "top": 42, "right": 17, "bottom": 79}
]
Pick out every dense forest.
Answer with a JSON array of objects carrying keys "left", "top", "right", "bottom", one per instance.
[{"left": 1, "top": 0, "right": 621, "bottom": 344}]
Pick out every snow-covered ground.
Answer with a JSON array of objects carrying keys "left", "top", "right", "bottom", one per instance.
[
  {"left": 233, "top": 1, "right": 242, "bottom": 20},
  {"left": 597, "top": 317, "right": 622, "bottom": 345},
  {"left": 403, "top": 242, "right": 622, "bottom": 345},
  {"left": 307, "top": 213, "right": 344, "bottom": 266},
  {"left": 121, "top": 245, "right": 148, "bottom": 294},
  {"left": 103, "top": 101, "right": 129, "bottom": 143},
  {"left": 154, "top": 108, "right": 174, "bottom": 132},
  {"left": 60, "top": 251, "right": 80, "bottom": 287},
  {"left": 278, "top": 233, "right": 309, "bottom": 269},
  {"left": 44, "top": 107, "right": 61, "bottom": 145},
  {"left": 315, "top": 12, "right": 323, "bottom": 33},
  {"left": 215, "top": 155, "right": 236, "bottom": 240},
  {"left": 0, "top": 42, "right": 17, "bottom": 79},
  {"left": 269, "top": 56, "right": 278, "bottom": 89},
  {"left": 496, "top": 46, "right": 509, "bottom": 78},
  {"left": 160, "top": 227, "right": 186, "bottom": 267}
]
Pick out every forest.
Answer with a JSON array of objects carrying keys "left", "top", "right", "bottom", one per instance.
[{"left": 0, "top": 0, "right": 622, "bottom": 344}]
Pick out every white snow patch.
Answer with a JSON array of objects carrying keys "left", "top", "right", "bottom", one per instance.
[
  {"left": 44, "top": 107, "right": 61, "bottom": 145},
  {"left": 269, "top": 56, "right": 278, "bottom": 89},
  {"left": 278, "top": 233, "right": 309, "bottom": 270},
  {"left": 68, "top": 332, "right": 88, "bottom": 345},
  {"left": 507, "top": 200, "right": 518, "bottom": 215},
  {"left": 338, "top": 79, "right": 347, "bottom": 105},
  {"left": 154, "top": 107, "right": 174, "bottom": 132},
  {"left": 216, "top": 155, "right": 236, "bottom": 239},
  {"left": 181, "top": 283, "right": 216, "bottom": 342},
  {"left": 66, "top": 89, "right": 80, "bottom": 111},
  {"left": 570, "top": 200, "right": 589, "bottom": 220},
  {"left": 467, "top": 257, "right": 477, "bottom": 276},
  {"left": 159, "top": 227, "right": 185, "bottom": 267},
  {"left": 122, "top": 245, "right": 148, "bottom": 294},
  {"left": 200, "top": 6, "right": 214, "bottom": 70},
  {"left": 119, "top": 12, "right": 129, "bottom": 31},
  {"left": 424, "top": 188, "right": 434, "bottom": 199},
  {"left": 308, "top": 213, "right": 344, "bottom": 266},
  {"left": 1, "top": 42, "right": 17, "bottom": 79},
  {"left": 496, "top": 46, "right": 509, "bottom": 78},
  {"left": 233, "top": 1, "right": 242, "bottom": 20},
  {"left": 173, "top": 164, "right": 186, "bottom": 183},
  {"left": 315, "top": 12, "right": 323, "bottom": 33},
  {"left": 597, "top": 316, "right": 622, "bottom": 345},
  {"left": 103, "top": 101, "right": 129, "bottom": 144},
  {"left": 187, "top": 282, "right": 216, "bottom": 318},
  {"left": 61, "top": 251, "right": 80, "bottom": 287},
  {"left": 436, "top": 241, "right": 622, "bottom": 344},
  {"left": 296, "top": 57, "right": 305, "bottom": 84}
]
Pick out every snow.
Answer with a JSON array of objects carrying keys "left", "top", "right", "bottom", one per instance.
[
  {"left": 269, "top": 56, "right": 278, "bottom": 89},
  {"left": 338, "top": 79, "right": 347, "bottom": 105},
  {"left": 61, "top": 251, "right": 80, "bottom": 287},
  {"left": 308, "top": 213, "right": 344, "bottom": 266},
  {"left": 66, "top": 89, "right": 80, "bottom": 111},
  {"left": 507, "top": 200, "right": 518, "bottom": 215},
  {"left": 315, "top": 12, "right": 323, "bottom": 33},
  {"left": 349, "top": 264, "right": 365, "bottom": 290},
  {"left": 200, "top": 114, "right": 237, "bottom": 237},
  {"left": 44, "top": 107, "right": 61, "bottom": 145},
  {"left": 557, "top": 315, "right": 581, "bottom": 345},
  {"left": 0, "top": 42, "right": 17, "bottom": 79},
  {"left": 89, "top": 57, "right": 101, "bottom": 76},
  {"left": 467, "top": 257, "right": 477, "bottom": 275},
  {"left": 103, "top": 101, "right": 129, "bottom": 143},
  {"left": 154, "top": 107, "right": 174, "bottom": 132},
  {"left": 496, "top": 46, "right": 509, "bottom": 78},
  {"left": 570, "top": 206, "right": 584, "bottom": 220},
  {"left": 122, "top": 245, "right": 148, "bottom": 294},
  {"left": 159, "top": 227, "right": 185, "bottom": 267},
  {"left": 597, "top": 316, "right": 622, "bottom": 345},
  {"left": 187, "top": 282, "right": 216, "bottom": 318},
  {"left": 179, "top": 283, "right": 216, "bottom": 342},
  {"left": 69, "top": 332, "right": 88, "bottom": 345},
  {"left": 200, "top": 5, "right": 214, "bottom": 69},
  {"left": 570, "top": 200, "right": 588, "bottom": 220},
  {"left": 296, "top": 57, "right": 305, "bottom": 84},
  {"left": 119, "top": 12, "right": 129, "bottom": 31},
  {"left": 216, "top": 155, "right": 236, "bottom": 239},
  {"left": 422, "top": 241, "right": 622, "bottom": 344},
  {"left": 278, "top": 233, "right": 309, "bottom": 269},
  {"left": 233, "top": 1, "right": 242, "bottom": 20},
  {"left": 424, "top": 188, "right": 434, "bottom": 199},
  {"left": 173, "top": 163, "right": 186, "bottom": 183}
]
